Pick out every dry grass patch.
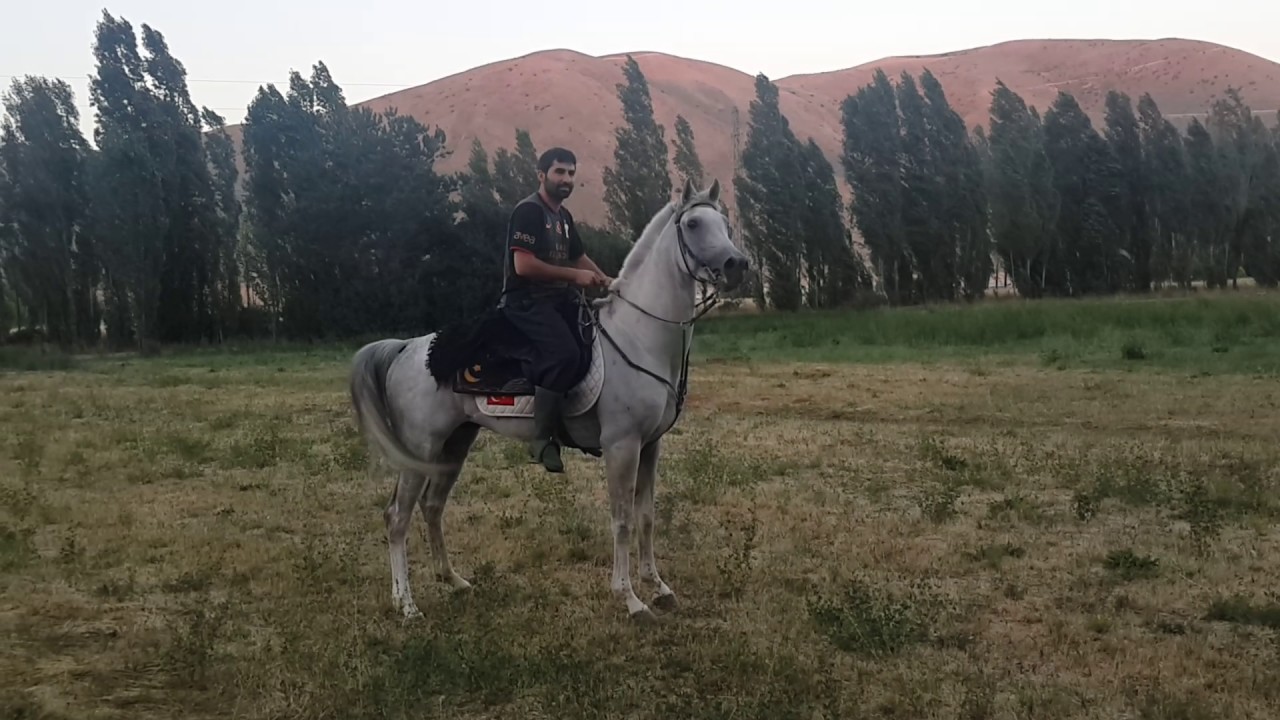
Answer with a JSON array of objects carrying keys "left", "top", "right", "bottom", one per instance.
[{"left": 2, "top": 353, "right": 1279, "bottom": 718}]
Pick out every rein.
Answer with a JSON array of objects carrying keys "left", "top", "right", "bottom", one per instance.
[{"left": 586, "top": 201, "right": 724, "bottom": 437}]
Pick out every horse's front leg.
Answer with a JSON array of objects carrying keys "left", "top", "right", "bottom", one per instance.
[
  {"left": 636, "top": 438, "right": 675, "bottom": 611},
  {"left": 604, "top": 436, "right": 654, "bottom": 621}
]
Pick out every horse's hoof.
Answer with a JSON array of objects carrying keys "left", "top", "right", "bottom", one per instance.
[
  {"left": 440, "top": 573, "right": 472, "bottom": 591},
  {"left": 629, "top": 606, "right": 661, "bottom": 625},
  {"left": 652, "top": 593, "right": 678, "bottom": 613},
  {"left": 401, "top": 604, "right": 423, "bottom": 620}
]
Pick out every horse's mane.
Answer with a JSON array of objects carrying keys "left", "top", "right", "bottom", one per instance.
[{"left": 609, "top": 201, "right": 677, "bottom": 293}]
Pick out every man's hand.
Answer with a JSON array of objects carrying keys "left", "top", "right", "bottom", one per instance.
[
  {"left": 570, "top": 269, "right": 601, "bottom": 288},
  {"left": 570, "top": 269, "right": 612, "bottom": 290},
  {"left": 575, "top": 255, "right": 611, "bottom": 286}
]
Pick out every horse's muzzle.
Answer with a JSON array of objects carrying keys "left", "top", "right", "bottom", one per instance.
[{"left": 722, "top": 254, "right": 749, "bottom": 290}]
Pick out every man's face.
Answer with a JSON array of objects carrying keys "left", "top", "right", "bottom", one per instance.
[{"left": 540, "top": 161, "right": 576, "bottom": 200}]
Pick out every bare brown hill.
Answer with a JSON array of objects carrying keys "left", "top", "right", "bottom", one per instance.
[
  {"left": 228, "top": 38, "right": 1280, "bottom": 227},
  {"left": 352, "top": 49, "right": 774, "bottom": 226},
  {"left": 784, "top": 38, "right": 1280, "bottom": 132}
]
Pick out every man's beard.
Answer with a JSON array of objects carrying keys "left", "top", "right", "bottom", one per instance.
[{"left": 545, "top": 181, "right": 573, "bottom": 199}]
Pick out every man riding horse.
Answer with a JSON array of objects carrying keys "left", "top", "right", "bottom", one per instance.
[{"left": 499, "top": 147, "right": 612, "bottom": 473}]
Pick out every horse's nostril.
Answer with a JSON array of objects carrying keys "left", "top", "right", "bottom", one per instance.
[{"left": 724, "top": 257, "right": 738, "bottom": 271}]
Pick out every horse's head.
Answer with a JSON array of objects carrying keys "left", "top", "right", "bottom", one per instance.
[{"left": 673, "top": 177, "right": 749, "bottom": 291}]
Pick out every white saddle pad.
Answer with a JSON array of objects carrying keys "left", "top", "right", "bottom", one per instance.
[{"left": 472, "top": 334, "right": 604, "bottom": 418}]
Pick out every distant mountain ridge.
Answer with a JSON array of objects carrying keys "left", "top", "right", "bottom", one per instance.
[{"left": 227, "top": 38, "right": 1280, "bottom": 226}]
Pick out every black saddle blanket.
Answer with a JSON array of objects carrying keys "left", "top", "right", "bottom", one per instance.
[{"left": 425, "top": 305, "right": 593, "bottom": 397}]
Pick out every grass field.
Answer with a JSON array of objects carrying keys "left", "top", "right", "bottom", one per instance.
[
  {"left": 3, "top": 291, "right": 1280, "bottom": 719},
  {"left": 696, "top": 290, "right": 1280, "bottom": 373}
]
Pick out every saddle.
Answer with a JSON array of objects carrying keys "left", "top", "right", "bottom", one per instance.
[{"left": 425, "top": 302, "right": 595, "bottom": 399}]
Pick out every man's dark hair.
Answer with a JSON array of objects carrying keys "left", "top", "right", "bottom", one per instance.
[{"left": 538, "top": 147, "right": 577, "bottom": 173}]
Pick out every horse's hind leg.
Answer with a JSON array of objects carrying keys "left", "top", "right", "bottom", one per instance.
[
  {"left": 636, "top": 438, "right": 676, "bottom": 611},
  {"left": 419, "top": 423, "right": 480, "bottom": 591},
  {"left": 385, "top": 471, "right": 429, "bottom": 618}
]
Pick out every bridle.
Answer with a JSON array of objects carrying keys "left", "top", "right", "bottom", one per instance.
[{"left": 584, "top": 200, "right": 728, "bottom": 436}]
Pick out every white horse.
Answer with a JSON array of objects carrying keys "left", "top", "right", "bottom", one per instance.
[{"left": 348, "top": 178, "right": 748, "bottom": 621}]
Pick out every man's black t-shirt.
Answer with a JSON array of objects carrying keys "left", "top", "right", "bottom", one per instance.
[{"left": 500, "top": 191, "right": 584, "bottom": 303}]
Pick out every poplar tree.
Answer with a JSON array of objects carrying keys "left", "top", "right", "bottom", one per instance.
[
  {"left": 984, "top": 80, "right": 1057, "bottom": 297},
  {"left": 671, "top": 114, "right": 704, "bottom": 187},
  {"left": 1104, "top": 91, "right": 1151, "bottom": 291},
  {"left": 1138, "top": 94, "right": 1191, "bottom": 287},
  {"left": 603, "top": 55, "right": 672, "bottom": 241},
  {"left": 920, "top": 70, "right": 991, "bottom": 300},
  {"left": 0, "top": 76, "right": 95, "bottom": 347},
  {"left": 841, "top": 70, "right": 908, "bottom": 304},
  {"left": 492, "top": 128, "right": 539, "bottom": 209},
  {"left": 1042, "top": 91, "right": 1123, "bottom": 295},
  {"left": 736, "top": 73, "right": 806, "bottom": 310}
]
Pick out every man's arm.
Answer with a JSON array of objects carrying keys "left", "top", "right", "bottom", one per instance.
[
  {"left": 574, "top": 254, "right": 605, "bottom": 276},
  {"left": 514, "top": 251, "right": 594, "bottom": 285}
]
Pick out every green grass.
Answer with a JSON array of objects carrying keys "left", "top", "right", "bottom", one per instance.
[
  {"left": 696, "top": 290, "right": 1280, "bottom": 374},
  {"left": 0, "top": 345, "right": 78, "bottom": 371},
  {"left": 8, "top": 290, "right": 1277, "bottom": 377}
]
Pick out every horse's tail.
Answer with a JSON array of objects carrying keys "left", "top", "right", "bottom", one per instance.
[{"left": 349, "top": 338, "right": 441, "bottom": 476}]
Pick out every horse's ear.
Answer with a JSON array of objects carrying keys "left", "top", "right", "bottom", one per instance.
[
  {"left": 707, "top": 178, "right": 721, "bottom": 204},
  {"left": 680, "top": 176, "right": 695, "bottom": 204}
]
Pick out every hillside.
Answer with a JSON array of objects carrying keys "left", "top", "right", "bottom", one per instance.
[
  {"left": 351, "top": 49, "right": 775, "bottom": 226},
  {"left": 228, "top": 38, "right": 1280, "bottom": 227}
]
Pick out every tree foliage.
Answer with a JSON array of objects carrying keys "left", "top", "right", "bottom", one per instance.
[
  {"left": 738, "top": 74, "right": 870, "bottom": 311},
  {"left": 492, "top": 129, "right": 539, "bottom": 209},
  {"left": 241, "top": 62, "right": 459, "bottom": 337},
  {"left": 4, "top": 14, "right": 1280, "bottom": 349},
  {"left": 0, "top": 76, "right": 94, "bottom": 347},
  {"left": 1042, "top": 91, "right": 1123, "bottom": 295},
  {"left": 671, "top": 114, "right": 704, "bottom": 188},
  {"left": 737, "top": 74, "right": 806, "bottom": 310},
  {"left": 603, "top": 55, "right": 672, "bottom": 241},
  {"left": 841, "top": 69, "right": 991, "bottom": 304},
  {"left": 85, "top": 10, "right": 236, "bottom": 349}
]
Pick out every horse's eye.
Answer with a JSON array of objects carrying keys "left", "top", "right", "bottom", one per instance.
[{"left": 687, "top": 218, "right": 699, "bottom": 230}]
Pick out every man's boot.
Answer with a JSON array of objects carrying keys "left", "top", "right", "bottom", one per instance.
[{"left": 530, "top": 386, "right": 566, "bottom": 473}]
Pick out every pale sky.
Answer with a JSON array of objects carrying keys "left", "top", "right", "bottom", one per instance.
[{"left": 3, "top": 0, "right": 1278, "bottom": 141}]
